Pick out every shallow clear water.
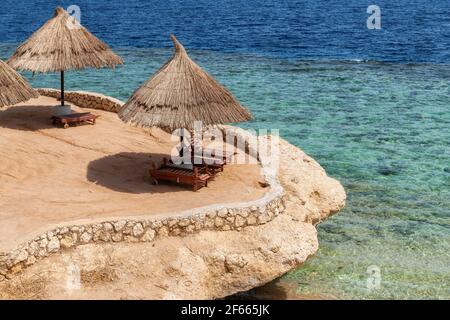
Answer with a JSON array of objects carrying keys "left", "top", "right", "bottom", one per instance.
[{"left": 1, "top": 0, "right": 449, "bottom": 299}]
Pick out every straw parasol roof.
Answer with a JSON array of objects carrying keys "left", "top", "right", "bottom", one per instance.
[
  {"left": 0, "top": 59, "right": 38, "bottom": 108},
  {"left": 7, "top": 7, "right": 123, "bottom": 73},
  {"left": 118, "top": 35, "right": 252, "bottom": 132}
]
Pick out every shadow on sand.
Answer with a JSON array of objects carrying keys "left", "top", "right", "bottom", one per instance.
[
  {"left": 87, "top": 152, "right": 188, "bottom": 194},
  {"left": 0, "top": 105, "right": 58, "bottom": 131}
]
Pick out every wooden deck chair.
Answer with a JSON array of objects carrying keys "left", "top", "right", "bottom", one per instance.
[{"left": 149, "top": 158, "right": 212, "bottom": 192}]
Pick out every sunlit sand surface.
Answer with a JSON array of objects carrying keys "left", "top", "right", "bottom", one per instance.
[{"left": 0, "top": 96, "right": 266, "bottom": 252}]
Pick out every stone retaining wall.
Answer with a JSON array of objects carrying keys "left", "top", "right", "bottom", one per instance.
[
  {"left": 0, "top": 197, "right": 285, "bottom": 281},
  {"left": 37, "top": 88, "right": 123, "bottom": 113},
  {"left": 0, "top": 90, "right": 285, "bottom": 282}
]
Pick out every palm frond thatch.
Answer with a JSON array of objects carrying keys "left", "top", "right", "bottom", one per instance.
[
  {"left": 118, "top": 35, "right": 252, "bottom": 132},
  {"left": 7, "top": 7, "right": 123, "bottom": 73},
  {"left": 0, "top": 59, "right": 38, "bottom": 108}
]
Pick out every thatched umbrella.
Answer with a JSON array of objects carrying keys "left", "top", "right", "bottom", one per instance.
[
  {"left": 8, "top": 7, "right": 123, "bottom": 110},
  {"left": 118, "top": 35, "right": 252, "bottom": 134},
  {"left": 0, "top": 59, "right": 38, "bottom": 108}
]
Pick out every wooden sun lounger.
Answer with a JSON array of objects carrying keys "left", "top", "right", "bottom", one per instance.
[
  {"left": 168, "top": 157, "right": 222, "bottom": 179},
  {"left": 192, "top": 156, "right": 225, "bottom": 174},
  {"left": 200, "top": 149, "right": 236, "bottom": 164},
  {"left": 166, "top": 162, "right": 212, "bottom": 176},
  {"left": 52, "top": 112, "right": 98, "bottom": 129},
  {"left": 149, "top": 160, "right": 212, "bottom": 192},
  {"left": 189, "top": 139, "right": 236, "bottom": 162}
]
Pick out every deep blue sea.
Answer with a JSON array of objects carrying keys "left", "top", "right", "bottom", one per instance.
[{"left": 1, "top": 0, "right": 449, "bottom": 299}]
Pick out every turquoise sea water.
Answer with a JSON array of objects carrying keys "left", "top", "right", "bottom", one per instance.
[
  {"left": 1, "top": 36, "right": 450, "bottom": 299},
  {"left": 1, "top": 45, "right": 448, "bottom": 299}
]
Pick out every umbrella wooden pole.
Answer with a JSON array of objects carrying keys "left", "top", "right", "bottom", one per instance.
[
  {"left": 179, "top": 129, "right": 184, "bottom": 158},
  {"left": 60, "top": 70, "right": 65, "bottom": 106}
]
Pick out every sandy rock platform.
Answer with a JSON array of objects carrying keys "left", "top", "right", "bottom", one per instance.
[{"left": 0, "top": 96, "right": 266, "bottom": 252}]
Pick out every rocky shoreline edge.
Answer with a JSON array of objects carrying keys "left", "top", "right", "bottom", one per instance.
[{"left": 0, "top": 90, "right": 346, "bottom": 299}]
